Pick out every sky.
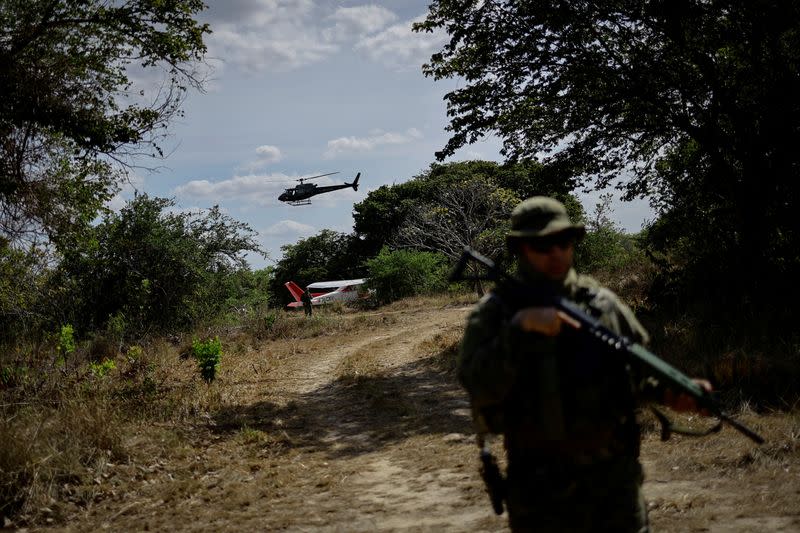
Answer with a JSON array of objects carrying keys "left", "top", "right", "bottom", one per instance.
[{"left": 114, "top": 0, "right": 654, "bottom": 269}]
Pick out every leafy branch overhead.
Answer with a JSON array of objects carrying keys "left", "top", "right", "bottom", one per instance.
[
  {"left": 416, "top": 0, "right": 800, "bottom": 311},
  {"left": 0, "top": 0, "right": 210, "bottom": 246}
]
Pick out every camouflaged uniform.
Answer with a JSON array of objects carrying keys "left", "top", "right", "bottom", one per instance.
[{"left": 460, "top": 262, "right": 656, "bottom": 533}]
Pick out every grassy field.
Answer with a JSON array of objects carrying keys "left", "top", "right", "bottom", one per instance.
[{"left": 1, "top": 293, "right": 798, "bottom": 530}]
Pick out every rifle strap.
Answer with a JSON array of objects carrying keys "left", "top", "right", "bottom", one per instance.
[{"left": 650, "top": 406, "right": 723, "bottom": 441}]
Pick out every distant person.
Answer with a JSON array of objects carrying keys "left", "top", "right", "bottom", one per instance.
[
  {"left": 459, "top": 196, "right": 711, "bottom": 532},
  {"left": 301, "top": 289, "right": 313, "bottom": 317}
]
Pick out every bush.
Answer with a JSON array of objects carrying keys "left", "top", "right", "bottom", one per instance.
[
  {"left": 192, "top": 337, "right": 222, "bottom": 384},
  {"left": 364, "top": 248, "right": 449, "bottom": 305},
  {"left": 54, "top": 194, "right": 263, "bottom": 336}
]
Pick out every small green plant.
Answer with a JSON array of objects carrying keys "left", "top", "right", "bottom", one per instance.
[
  {"left": 1, "top": 364, "right": 27, "bottom": 388},
  {"left": 192, "top": 336, "right": 222, "bottom": 383},
  {"left": 237, "top": 424, "right": 266, "bottom": 445},
  {"left": 106, "top": 312, "right": 127, "bottom": 342},
  {"left": 56, "top": 324, "right": 76, "bottom": 364},
  {"left": 263, "top": 311, "right": 278, "bottom": 330},
  {"left": 126, "top": 345, "right": 143, "bottom": 364},
  {"left": 89, "top": 358, "right": 117, "bottom": 377}
]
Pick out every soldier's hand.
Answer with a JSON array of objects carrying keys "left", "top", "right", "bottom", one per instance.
[
  {"left": 511, "top": 307, "right": 562, "bottom": 336},
  {"left": 663, "top": 378, "right": 714, "bottom": 414}
]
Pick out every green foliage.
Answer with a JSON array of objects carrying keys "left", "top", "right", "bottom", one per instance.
[
  {"left": 353, "top": 161, "right": 579, "bottom": 257},
  {"left": 126, "top": 345, "right": 144, "bottom": 364},
  {"left": 0, "top": 245, "right": 49, "bottom": 345},
  {"left": 55, "top": 194, "right": 263, "bottom": 335},
  {"left": 0, "top": 364, "right": 26, "bottom": 388},
  {"left": 364, "top": 248, "right": 449, "bottom": 305},
  {"left": 57, "top": 324, "right": 76, "bottom": 359},
  {"left": 192, "top": 337, "right": 222, "bottom": 384},
  {"left": 0, "top": 0, "right": 209, "bottom": 247},
  {"left": 575, "top": 194, "right": 642, "bottom": 274},
  {"left": 222, "top": 267, "right": 272, "bottom": 313},
  {"left": 89, "top": 358, "right": 116, "bottom": 378},
  {"left": 417, "top": 1, "right": 800, "bottom": 323}
]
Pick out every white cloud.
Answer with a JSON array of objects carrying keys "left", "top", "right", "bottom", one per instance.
[
  {"left": 324, "top": 128, "right": 423, "bottom": 158},
  {"left": 175, "top": 173, "right": 290, "bottom": 206},
  {"left": 255, "top": 145, "right": 282, "bottom": 160},
  {"left": 263, "top": 219, "right": 316, "bottom": 237},
  {"left": 209, "top": 27, "right": 336, "bottom": 73},
  {"left": 323, "top": 6, "right": 398, "bottom": 43},
  {"left": 203, "top": 0, "right": 336, "bottom": 73},
  {"left": 204, "top": 0, "right": 315, "bottom": 27},
  {"left": 240, "top": 145, "right": 283, "bottom": 171},
  {"left": 201, "top": 2, "right": 438, "bottom": 74},
  {"left": 354, "top": 15, "right": 447, "bottom": 69}
]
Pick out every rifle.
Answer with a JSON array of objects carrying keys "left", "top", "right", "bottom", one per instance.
[{"left": 451, "top": 247, "right": 765, "bottom": 445}]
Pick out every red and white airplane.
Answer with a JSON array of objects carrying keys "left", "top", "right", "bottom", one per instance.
[{"left": 284, "top": 279, "right": 367, "bottom": 308}]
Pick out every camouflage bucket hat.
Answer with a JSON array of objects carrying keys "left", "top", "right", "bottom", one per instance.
[{"left": 507, "top": 196, "right": 585, "bottom": 239}]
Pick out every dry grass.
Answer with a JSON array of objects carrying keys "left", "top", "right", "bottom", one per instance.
[
  {"left": 0, "top": 302, "right": 415, "bottom": 526},
  {"left": 417, "top": 325, "right": 463, "bottom": 375},
  {"left": 3, "top": 292, "right": 799, "bottom": 529}
]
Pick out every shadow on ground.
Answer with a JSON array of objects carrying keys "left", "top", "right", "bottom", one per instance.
[{"left": 211, "top": 355, "right": 472, "bottom": 459}]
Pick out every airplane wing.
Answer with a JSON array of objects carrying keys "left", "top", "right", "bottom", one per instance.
[{"left": 306, "top": 279, "right": 366, "bottom": 290}]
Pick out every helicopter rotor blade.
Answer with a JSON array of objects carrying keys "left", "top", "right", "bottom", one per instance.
[{"left": 296, "top": 171, "right": 339, "bottom": 182}]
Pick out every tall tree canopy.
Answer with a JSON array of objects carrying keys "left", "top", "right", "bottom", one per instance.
[
  {"left": 353, "top": 160, "right": 577, "bottom": 257},
  {"left": 416, "top": 1, "right": 800, "bottom": 310},
  {"left": 0, "top": 0, "right": 209, "bottom": 247}
]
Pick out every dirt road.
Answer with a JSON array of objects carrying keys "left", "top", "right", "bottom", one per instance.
[{"left": 50, "top": 302, "right": 799, "bottom": 532}]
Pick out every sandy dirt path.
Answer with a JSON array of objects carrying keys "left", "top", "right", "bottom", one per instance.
[{"left": 44, "top": 303, "right": 799, "bottom": 532}]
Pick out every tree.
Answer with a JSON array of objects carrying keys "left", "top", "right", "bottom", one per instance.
[
  {"left": 396, "top": 177, "right": 518, "bottom": 294},
  {"left": 417, "top": 1, "right": 800, "bottom": 318},
  {"left": 0, "top": 0, "right": 209, "bottom": 247},
  {"left": 56, "top": 194, "right": 262, "bottom": 334},
  {"left": 575, "top": 193, "right": 640, "bottom": 275},
  {"left": 353, "top": 160, "right": 577, "bottom": 257}
]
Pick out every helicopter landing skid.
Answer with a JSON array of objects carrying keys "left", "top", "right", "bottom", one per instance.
[{"left": 287, "top": 200, "right": 312, "bottom": 206}]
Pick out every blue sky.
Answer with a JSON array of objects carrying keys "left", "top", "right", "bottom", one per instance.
[{"left": 114, "top": 0, "right": 653, "bottom": 269}]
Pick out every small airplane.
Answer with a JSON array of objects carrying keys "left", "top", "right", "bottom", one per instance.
[
  {"left": 278, "top": 172, "right": 361, "bottom": 206},
  {"left": 284, "top": 279, "right": 367, "bottom": 308}
]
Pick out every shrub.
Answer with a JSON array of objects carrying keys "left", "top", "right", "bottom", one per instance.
[
  {"left": 364, "top": 248, "right": 449, "bottom": 305},
  {"left": 54, "top": 194, "right": 263, "bottom": 336},
  {"left": 56, "top": 324, "right": 76, "bottom": 363},
  {"left": 89, "top": 358, "right": 116, "bottom": 378},
  {"left": 192, "top": 337, "right": 222, "bottom": 384}
]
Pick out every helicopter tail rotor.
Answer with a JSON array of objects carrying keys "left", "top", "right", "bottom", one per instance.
[{"left": 348, "top": 172, "right": 361, "bottom": 191}]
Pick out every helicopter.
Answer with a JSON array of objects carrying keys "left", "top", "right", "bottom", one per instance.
[{"left": 278, "top": 171, "right": 361, "bottom": 206}]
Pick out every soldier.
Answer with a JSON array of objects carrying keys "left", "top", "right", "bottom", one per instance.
[
  {"left": 301, "top": 288, "right": 313, "bottom": 317},
  {"left": 459, "top": 196, "right": 710, "bottom": 532}
]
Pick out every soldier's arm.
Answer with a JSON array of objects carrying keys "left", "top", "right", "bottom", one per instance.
[
  {"left": 458, "top": 294, "right": 558, "bottom": 409},
  {"left": 458, "top": 295, "right": 519, "bottom": 409}
]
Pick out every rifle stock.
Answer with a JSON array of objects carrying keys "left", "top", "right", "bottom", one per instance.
[{"left": 452, "top": 247, "right": 764, "bottom": 445}]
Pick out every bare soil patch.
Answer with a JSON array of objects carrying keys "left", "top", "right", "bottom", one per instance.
[{"left": 16, "top": 301, "right": 800, "bottom": 532}]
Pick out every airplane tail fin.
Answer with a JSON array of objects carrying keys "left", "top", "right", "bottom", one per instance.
[
  {"left": 284, "top": 281, "right": 305, "bottom": 302},
  {"left": 349, "top": 172, "right": 360, "bottom": 191}
]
